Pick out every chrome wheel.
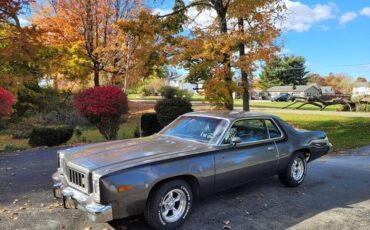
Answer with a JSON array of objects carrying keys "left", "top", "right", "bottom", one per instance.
[
  {"left": 291, "top": 158, "right": 305, "bottom": 181},
  {"left": 160, "top": 189, "right": 187, "bottom": 223}
]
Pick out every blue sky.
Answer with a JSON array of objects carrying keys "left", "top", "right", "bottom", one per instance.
[{"left": 148, "top": 0, "right": 370, "bottom": 80}]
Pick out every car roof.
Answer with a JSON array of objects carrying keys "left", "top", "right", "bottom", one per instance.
[{"left": 184, "top": 111, "right": 280, "bottom": 122}]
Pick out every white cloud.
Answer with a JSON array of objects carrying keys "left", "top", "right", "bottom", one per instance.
[
  {"left": 185, "top": 7, "right": 217, "bottom": 30},
  {"left": 154, "top": 0, "right": 336, "bottom": 33},
  {"left": 360, "top": 7, "right": 370, "bottom": 17},
  {"left": 339, "top": 12, "right": 357, "bottom": 25},
  {"left": 152, "top": 8, "right": 172, "bottom": 16},
  {"left": 282, "top": 0, "right": 336, "bottom": 32},
  {"left": 18, "top": 16, "right": 30, "bottom": 26}
]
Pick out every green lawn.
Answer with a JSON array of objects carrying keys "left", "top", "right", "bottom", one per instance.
[
  {"left": 128, "top": 94, "right": 369, "bottom": 111},
  {"left": 275, "top": 113, "right": 370, "bottom": 151},
  {"left": 239, "top": 100, "right": 343, "bottom": 111},
  {"left": 128, "top": 93, "right": 205, "bottom": 101},
  {"left": 1, "top": 113, "right": 369, "bottom": 153}
]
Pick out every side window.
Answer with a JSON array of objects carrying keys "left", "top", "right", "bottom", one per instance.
[
  {"left": 223, "top": 119, "right": 269, "bottom": 144},
  {"left": 265, "top": 119, "right": 282, "bottom": 138}
]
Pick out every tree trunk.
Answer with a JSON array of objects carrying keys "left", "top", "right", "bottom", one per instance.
[
  {"left": 93, "top": 62, "right": 100, "bottom": 86},
  {"left": 238, "top": 18, "right": 250, "bottom": 111},
  {"left": 218, "top": 7, "right": 233, "bottom": 111}
]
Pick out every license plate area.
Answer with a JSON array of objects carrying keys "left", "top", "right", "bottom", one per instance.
[{"left": 63, "top": 196, "right": 77, "bottom": 209}]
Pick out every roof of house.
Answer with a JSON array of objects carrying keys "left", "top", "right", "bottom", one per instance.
[
  {"left": 267, "top": 84, "right": 320, "bottom": 92},
  {"left": 354, "top": 82, "right": 369, "bottom": 88},
  {"left": 320, "top": 86, "right": 334, "bottom": 90}
]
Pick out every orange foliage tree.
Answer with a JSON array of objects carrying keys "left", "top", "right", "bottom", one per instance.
[
  {"left": 33, "top": 0, "right": 140, "bottom": 87},
  {"left": 160, "top": 0, "right": 285, "bottom": 110}
]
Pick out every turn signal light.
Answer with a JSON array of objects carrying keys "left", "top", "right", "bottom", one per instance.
[{"left": 117, "top": 185, "right": 133, "bottom": 192}]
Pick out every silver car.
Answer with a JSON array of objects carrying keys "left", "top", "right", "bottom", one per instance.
[{"left": 52, "top": 111, "right": 332, "bottom": 230}]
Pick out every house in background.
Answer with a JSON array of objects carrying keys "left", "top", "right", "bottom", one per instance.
[
  {"left": 166, "top": 74, "right": 202, "bottom": 93},
  {"left": 320, "top": 86, "right": 336, "bottom": 96},
  {"left": 267, "top": 84, "right": 321, "bottom": 98},
  {"left": 352, "top": 82, "right": 370, "bottom": 96}
]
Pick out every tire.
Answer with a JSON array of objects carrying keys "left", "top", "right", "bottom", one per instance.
[
  {"left": 279, "top": 152, "right": 307, "bottom": 187},
  {"left": 144, "top": 179, "right": 193, "bottom": 230}
]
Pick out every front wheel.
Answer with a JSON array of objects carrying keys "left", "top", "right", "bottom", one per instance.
[
  {"left": 144, "top": 179, "right": 193, "bottom": 230},
  {"left": 279, "top": 153, "right": 307, "bottom": 187}
]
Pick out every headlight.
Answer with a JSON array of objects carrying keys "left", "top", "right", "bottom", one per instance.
[
  {"left": 58, "top": 152, "right": 65, "bottom": 173},
  {"left": 92, "top": 174, "right": 101, "bottom": 203}
]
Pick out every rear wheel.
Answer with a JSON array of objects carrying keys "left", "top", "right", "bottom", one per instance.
[
  {"left": 279, "top": 153, "right": 307, "bottom": 187},
  {"left": 144, "top": 179, "right": 193, "bottom": 230}
]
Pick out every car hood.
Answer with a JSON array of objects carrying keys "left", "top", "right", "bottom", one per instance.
[{"left": 60, "top": 135, "right": 211, "bottom": 173}]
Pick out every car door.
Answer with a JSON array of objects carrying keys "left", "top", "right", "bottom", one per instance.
[{"left": 215, "top": 118, "right": 280, "bottom": 191}]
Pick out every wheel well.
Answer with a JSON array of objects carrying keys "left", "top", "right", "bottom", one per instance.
[
  {"left": 295, "top": 148, "right": 311, "bottom": 161},
  {"left": 149, "top": 175, "right": 200, "bottom": 198}
]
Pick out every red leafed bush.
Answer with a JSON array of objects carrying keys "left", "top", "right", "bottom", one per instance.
[
  {"left": 74, "top": 86, "right": 128, "bottom": 140},
  {"left": 0, "top": 87, "right": 16, "bottom": 118}
]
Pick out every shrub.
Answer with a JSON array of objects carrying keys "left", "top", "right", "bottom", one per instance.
[
  {"left": 28, "top": 126, "right": 74, "bottom": 147},
  {"left": 141, "top": 113, "right": 162, "bottom": 136},
  {"left": 0, "top": 87, "right": 16, "bottom": 119},
  {"left": 74, "top": 86, "right": 128, "bottom": 140},
  {"left": 154, "top": 98, "right": 193, "bottom": 127},
  {"left": 13, "top": 83, "right": 62, "bottom": 119},
  {"left": 176, "top": 89, "right": 193, "bottom": 101},
  {"left": 159, "top": 86, "right": 178, "bottom": 99}
]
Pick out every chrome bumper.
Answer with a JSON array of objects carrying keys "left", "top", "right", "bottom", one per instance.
[{"left": 52, "top": 172, "right": 113, "bottom": 222}]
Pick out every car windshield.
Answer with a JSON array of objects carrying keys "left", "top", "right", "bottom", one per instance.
[{"left": 160, "top": 116, "right": 229, "bottom": 144}]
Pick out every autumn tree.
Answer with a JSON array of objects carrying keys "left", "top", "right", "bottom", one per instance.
[
  {"left": 98, "top": 9, "right": 170, "bottom": 92},
  {"left": 307, "top": 73, "right": 327, "bottom": 86},
  {"left": 0, "top": 0, "right": 47, "bottom": 92},
  {"left": 159, "top": 0, "right": 285, "bottom": 110},
  {"left": 325, "top": 73, "right": 352, "bottom": 94},
  {"left": 355, "top": 77, "right": 367, "bottom": 83},
  {"left": 33, "top": 0, "right": 140, "bottom": 87}
]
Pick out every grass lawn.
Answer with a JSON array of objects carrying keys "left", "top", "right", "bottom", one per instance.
[
  {"left": 129, "top": 94, "right": 369, "bottom": 111},
  {"left": 274, "top": 113, "right": 370, "bottom": 151},
  {"left": 128, "top": 93, "right": 205, "bottom": 101},
  {"left": 239, "top": 100, "right": 343, "bottom": 111},
  {"left": 1, "top": 113, "right": 369, "bottom": 153}
]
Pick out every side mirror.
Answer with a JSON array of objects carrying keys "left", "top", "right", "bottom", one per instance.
[{"left": 231, "top": 137, "right": 241, "bottom": 146}]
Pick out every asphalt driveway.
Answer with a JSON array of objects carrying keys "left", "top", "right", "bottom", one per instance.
[{"left": 0, "top": 146, "right": 369, "bottom": 230}]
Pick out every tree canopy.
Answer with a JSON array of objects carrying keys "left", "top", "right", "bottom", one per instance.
[{"left": 259, "top": 55, "right": 309, "bottom": 90}]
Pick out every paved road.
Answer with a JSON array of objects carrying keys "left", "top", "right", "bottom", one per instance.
[
  {"left": 131, "top": 99, "right": 370, "bottom": 118},
  {"left": 0, "top": 146, "right": 370, "bottom": 230}
]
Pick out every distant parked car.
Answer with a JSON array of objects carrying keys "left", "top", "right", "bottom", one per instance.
[
  {"left": 271, "top": 93, "right": 289, "bottom": 102},
  {"left": 52, "top": 111, "right": 332, "bottom": 230},
  {"left": 271, "top": 93, "right": 296, "bottom": 102}
]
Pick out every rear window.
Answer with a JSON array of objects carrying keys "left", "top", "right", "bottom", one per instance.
[{"left": 265, "top": 119, "right": 282, "bottom": 138}]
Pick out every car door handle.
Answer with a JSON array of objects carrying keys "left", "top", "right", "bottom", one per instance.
[{"left": 267, "top": 146, "right": 275, "bottom": 151}]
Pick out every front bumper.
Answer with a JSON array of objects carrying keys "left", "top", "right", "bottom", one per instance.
[{"left": 52, "top": 172, "right": 113, "bottom": 222}]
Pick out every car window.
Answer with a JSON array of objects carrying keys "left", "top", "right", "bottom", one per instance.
[
  {"left": 265, "top": 119, "right": 282, "bottom": 138},
  {"left": 222, "top": 119, "right": 269, "bottom": 144},
  {"left": 161, "top": 116, "right": 229, "bottom": 144}
]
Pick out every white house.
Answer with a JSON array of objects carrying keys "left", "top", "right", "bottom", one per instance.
[
  {"left": 352, "top": 82, "right": 370, "bottom": 96},
  {"left": 320, "top": 86, "right": 336, "bottom": 96},
  {"left": 166, "top": 75, "right": 202, "bottom": 93},
  {"left": 267, "top": 84, "right": 321, "bottom": 98}
]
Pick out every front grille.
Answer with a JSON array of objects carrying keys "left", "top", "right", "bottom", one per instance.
[{"left": 67, "top": 168, "right": 88, "bottom": 192}]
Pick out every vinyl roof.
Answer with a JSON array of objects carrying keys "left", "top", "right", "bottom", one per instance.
[{"left": 184, "top": 111, "right": 279, "bottom": 121}]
